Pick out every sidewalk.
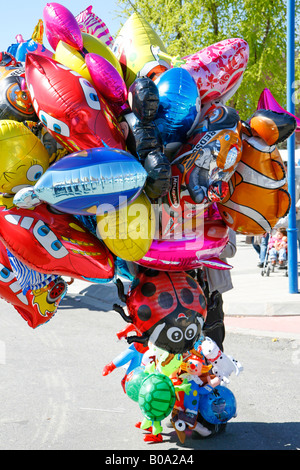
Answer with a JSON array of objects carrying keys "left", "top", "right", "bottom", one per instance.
[
  {"left": 223, "top": 235, "right": 300, "bottom": 339},
  {"left": 66, "top": 235, "right": 300, "bottom": 340}
]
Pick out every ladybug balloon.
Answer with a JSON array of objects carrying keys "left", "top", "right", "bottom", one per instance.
[{"left": 113, "top": 270, "right": 207, "bottom": 354}]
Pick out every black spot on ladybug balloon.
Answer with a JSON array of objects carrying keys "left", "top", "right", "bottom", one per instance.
[{"left": 113, "top": 270, "right": 207, "bottom": 354}]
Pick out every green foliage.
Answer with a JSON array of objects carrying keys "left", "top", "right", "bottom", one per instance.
[{"left": 116, "top": 0, "right": 300, "bottom": 119}]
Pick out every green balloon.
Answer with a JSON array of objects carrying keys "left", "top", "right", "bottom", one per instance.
[{"left": 125, "top": 366, "right": 148, "bottom": 402}]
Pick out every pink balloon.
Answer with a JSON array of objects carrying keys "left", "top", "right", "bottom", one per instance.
[
  {"left": 85, "top": 53, "right": 128, "bottom": 105},
  {"left": 181, "top": 38, "right": 249, "bottom": 104},
  {"left": 43, "top": 2, "right": 83, "bottom": 51}
]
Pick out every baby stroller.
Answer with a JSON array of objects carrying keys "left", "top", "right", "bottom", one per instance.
[{"left": 261, "top": 231, "right": 288, "bottom": 277}]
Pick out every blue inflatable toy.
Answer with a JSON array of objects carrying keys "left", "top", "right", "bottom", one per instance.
[
  {"left": 13, "top": 147, "right": 148, "bottom": 215},
  {"left": 198, "top": 385, "right": 237, "bottom": 424},
  {"left": 154, "top": 67, "right": 201, "bottom": 152}
]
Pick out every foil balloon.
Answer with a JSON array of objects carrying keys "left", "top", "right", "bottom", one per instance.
[
  {"left": 170, "top": 104, "right": 243, "bottom": 204},
  {"left": 154, "top": 67, "right": 201, "bottom": 152},
  {"left": 217, "top": 114, "right": 294, "bottom": 234},
  {"left": 0, "top": 120, "right": 49, "bottom": 195},
  {"left": 247, "top": 109, "right": 297, "bottom": 146},
  {"left": 75, "top": 5, "right": 114, "bottom": 47},
  {"left": 137, "top": 217, "right": 230, "bottom": 272},
  {"left": 25, "top": 53, "right": 126, "bottom": 152},
  {"left": 136, "top": 162, "right": 230, "bottom": 271},
  {"left": 0, "top": 196, "right": 114, "bottom": 282},
  {"left": 13, "top": 19, "right": 53, "bottom": 62},
  {"left": 0, "top": 63, "right": 37, "bottom": 122},
  {"left": 113, "top": 270, "right": 207, "bottom": 354},
  {"left": 0, "top": 239, "right": 65, "bottom": 328},
  {"left": 43, "top": 2, "right": 83, "bottom": 51},
  {"left": 15, "top": 39, "right": 53, "bottom": 62},
  {"left": 96, "top": 191, "right": 156, "bottom": 261},
  {"left": 85, "top": 53, "right": 128, "bottom": 105},
  {"left": 181, "top": 38, "right": 249, "bottom": 104},
  {"left": 112, "top": 12, "right": 171, "bottom": 88},
  {"left": 54, "top": 32, "right": 123, "bottom": 83},
  {"left": 13, "top": 147, "right": 148, "bottom": 216}
]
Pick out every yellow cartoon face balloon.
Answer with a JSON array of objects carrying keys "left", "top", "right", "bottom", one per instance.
[
  {"left": 96, "top": 192, "right": 156, "bottom": 261},
  {"left": 112, "top": 12, "right": 171, "bottom": 87},
  {"left": 54, "top": 32, "right": 123, "bottom": 83},
  {"left": 0, "top": 120, "right": 49, "bottom": 194}
]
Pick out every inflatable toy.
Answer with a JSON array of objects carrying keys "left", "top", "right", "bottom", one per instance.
[
  {"left": 0, "top": 240, "right": 66, "bottom": 328},
  {"left": 0, "top": 120, "right": 49, "bottom": 194},
  {"left": 154, "top": 67, "right": 201, "bottom": 151},
  {"left": 14, "top": 38, "right": 53, "bottom": 62},
  {"left": 13, "top": 147, "right": 148, "bottom": 215},
  {"left": 247, "top": 109, "right": 297, "bottom": 145},
  {"left": 198, "top": 385, "right": 237, "bottom": 424},
  {"left": 97, "top": 191, "right": 156, "bottom": 261},
  {"left": 75, "top": 5, "right": 114, "bottom": 47},
  {"left": 138, "top": 372, "right": 176, "bottom": 433},
  {"left": 143, "top": 149, "right": 172, "bottom": 199},
  {"left": 181, "top": 38, "right": 249, "bottom": 104},
  {"left": 0, "top": 51, "right": 19, "bottom": 67},
  {"left": 137, "top": 222, "right": 229, "bottom": 272},
  {"left": 136, "top": 175, "right": 230, "bottom": 272},
  {"left": 85, "top": 53, "right": 127, "bottom": 105},
  {"left": 124, "top": 366, "right": 148, "bottom": 401},
  {"left": 217, "top": 112, "right": 295, "bottom": 234},
  {"left": 103, "top": 344, "right": 148, "bottom": 393},
  {"left": 124, "top": 77, "right": 163, "bottom": 163},
  {"left": 25, "top": 53, "right": 126, "bottom": 152},
  {"left": 258, "top": 88, "right": 300, "bottom": 131},
  {"left": 54, "top": 32, "right": 123, "bottom": 83},
  {"left": 11, "top": 20, "right": 53, "bottom": 63},
  {"left": 43, "top": 2, "right": 83, "bottom": 51},
  {"left": 170, "top": 103, "right": 243, "bottom": 204},
  {"left": 128, "top": 77, "right": 160, "bottom": 123},
  {"left": 0, "top": 197, "right": 114, "bottom": 282},
  {"left": 0, "top": 62, "right": 37, "bottom": 122},
  {"left": 113, "top": 12, "right": 171, "bottom": 88},
  {"left": 170, "top": 351, "right": 220, "bottom": 443},
  {"left": 113, "top": 270, "right": 207, "bottom": 354},
  {"left": 197, "top": 336, "right": 243, "bottom": 383}
]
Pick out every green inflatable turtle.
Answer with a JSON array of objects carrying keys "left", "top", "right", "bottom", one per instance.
[{"left": 138, "top": 372, "right": 176, "bottom": 442}]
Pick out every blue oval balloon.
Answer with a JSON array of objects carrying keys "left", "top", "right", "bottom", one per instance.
[
  {"left": 198, "top": 385, "right": 237, "bottom": 424},
  {"left": 154, "top": 67, "right": 201, "bottom": 148},
  {"left": 27, "top": 147, "right": 147, "bottom": 215}
]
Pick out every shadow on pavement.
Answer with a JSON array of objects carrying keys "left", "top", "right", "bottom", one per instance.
[{"left": 162, "top": 421, "right": 300, "bottom": 450}]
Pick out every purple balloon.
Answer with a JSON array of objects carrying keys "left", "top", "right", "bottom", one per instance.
[
  {"left": 85, "top": 53, "right": 128, "bottom": 105},
  {"left": 43, "top": 2, "right": 83, "bottom": 51}
]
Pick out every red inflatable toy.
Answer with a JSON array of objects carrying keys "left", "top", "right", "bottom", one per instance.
[
  {"left": 113, "top": 270, "right": 207, "bottom": 354},
  {"left": 0, "top": 240, "right": 65, "bottom": 328},
  {"left": 25, "top": 53, "right": 126, "bottom": 152}
]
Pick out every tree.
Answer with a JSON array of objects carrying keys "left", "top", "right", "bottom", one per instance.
[{"left": 116, "top": 0, "right": 300, "bottom": 120}]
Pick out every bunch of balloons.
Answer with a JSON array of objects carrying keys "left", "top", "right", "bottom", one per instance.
[{"left": 0, "top": 2, "right": 296, "bottom": 442}]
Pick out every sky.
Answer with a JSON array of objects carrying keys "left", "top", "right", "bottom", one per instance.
[{"left": 0, "top": 0, "right": 125, "bottom": 52}]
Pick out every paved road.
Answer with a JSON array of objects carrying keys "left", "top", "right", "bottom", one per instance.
[{"left": 0, "top": 293, "right": 299, "bottom": 451}]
